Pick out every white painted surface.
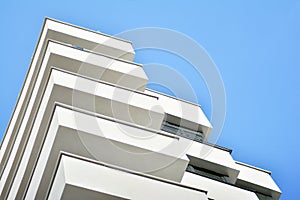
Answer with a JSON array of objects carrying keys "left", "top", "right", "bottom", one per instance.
[
  {"left": 24, "top": 106, "right": 190, "bottom": 198},
  {"left": 182, "top": 172, "right": 259, "bottom": 200},
  {"left": 186, "top": 141, "right": 239, "bottom": 183},
  {"left": 46, "top": 155, "right": 208, "bottom": 200},
  {"left": 235, "top": 162, "right": 281, "bottom": 199},
  {"left": 0, "top": 18, "right": 281, "bottom": 200},
  {"left": 45, "top": 18, "right": 135, "bottom": 60},
  {"left": 236, "top": 162, "right": 280, "bottom": 192},
  {"left": 4, "top": 69, "right": 164, "bottom": 199},
  {"left": 46, "top": 41, "right": 147, "bottom": 91},
  {"left": 0, "top": 17, "right": 137, "bottom": 194},
  {"left": 145, "top": 89, "right": 212, "bottom": 137}
]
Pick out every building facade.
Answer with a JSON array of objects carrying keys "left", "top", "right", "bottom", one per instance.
[{"left": 0, "top": 18, "right": 281, "bottom": 200}]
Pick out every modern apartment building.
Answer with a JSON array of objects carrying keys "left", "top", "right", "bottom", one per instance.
[{"left": 0, "top": 18, "right": 281, "bottom": 200}]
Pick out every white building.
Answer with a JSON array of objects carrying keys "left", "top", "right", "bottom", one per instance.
[{"left": 0, "top": 18, "right": 281, "bottom": 200}]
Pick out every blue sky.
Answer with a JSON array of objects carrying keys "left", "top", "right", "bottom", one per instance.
[{"left": 0, "top": 1, "right": 299, "bottom": 199}]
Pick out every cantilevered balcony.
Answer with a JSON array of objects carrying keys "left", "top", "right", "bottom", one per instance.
[
  {"left": 235, "top": 162, "right": 281, "bottom": 200},
  {"left": 182, "top": 171, "right": 259, "bottom": 200},
  {"left": 0, "top": 18, "right": 138, "bottom": 183},
  {"left": 44, "top": 154, "right": 208, "bottom": 200},
  {"left": 0, "top": 69, "right": 164, "bottom": 199},
  {"left": 44, "top": 18, "right": 135, "bottom": 60},
  {"left": 145, "top": 89, "right": 212, "bottom": 139},
  {"left": 12, "top": 105, "right": 190, "bottom": 199}
]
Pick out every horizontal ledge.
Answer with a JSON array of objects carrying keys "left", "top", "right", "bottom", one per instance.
[
  {"left": 146, "top": 88, "right": 202, "bottom": 107},
  {"left": 202, "top": 142, "right": 233, "bottom": 154},
  {"left": 235, "top": 161, "right": 271, "bottom": 175},
  {"left": 45, "top": 17, "right": 133, "bottom": 45},
  {"left": 50, "top": 151, "right": 208, "bottom": 196},
  {"left": 53, "top": 102, "right": 178, "bottom": 140},
  {"left": 47, "top": 39, "right": 141, "bottom": 67},
  {"left": 50, "top": 67, "right": 157, "bottom": 100}
]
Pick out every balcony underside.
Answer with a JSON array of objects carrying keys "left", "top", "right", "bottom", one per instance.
[
  {"left": 46, "top": 154, "right": 207, "bottom": 200},
  {"left": 18, "top": 105, "right": 190, "bottom": 199}
]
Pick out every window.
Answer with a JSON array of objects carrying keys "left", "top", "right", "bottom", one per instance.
[
  {"left": 161, "top": 121, "right": 204, "bottom": 142},
  {"left": 186, "top": 164, "right": 231, "bottom": 183}
]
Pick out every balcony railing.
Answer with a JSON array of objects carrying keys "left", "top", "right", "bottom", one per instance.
[{"left": 161, "top": 121, "right": 204, "bottom": 142}]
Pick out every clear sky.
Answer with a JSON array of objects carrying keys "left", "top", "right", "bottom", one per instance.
[{"left": 0, "top": 1, "right": 299, "bottom": 199}]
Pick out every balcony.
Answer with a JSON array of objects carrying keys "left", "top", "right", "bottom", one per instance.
[
  {"left": 235, "top": 162, "right": 281, "bottom": 200},
  {"left": 1, "top": 69, "right": 165, "bottom": 199},
  {"left": 182, "top": 172, "right": 259, "bottom": 200},
  {"left": 44, "top": 18, "right": 135, "bottom": 60},
  {"left": 0, "top": 18, "right": 140, "bottom": 185},
  {"left": 15, "top": 105, "right": 190, "bottom": 199},
  {"left": 144, "top": 89, "right": 212, "bottom": 139},
  {"left": 44, "top": 153, "right": 208, "bottom": 200},
  {"left": 45, "top": 41, "right": 148, "bottom": 91}
]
